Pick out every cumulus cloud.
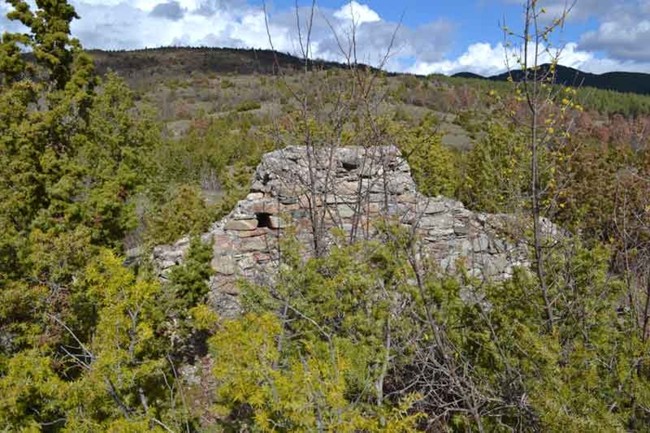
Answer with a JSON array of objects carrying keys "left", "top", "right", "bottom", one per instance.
[
  {"left": 312, "top": 16, "right": 454, "bottom": 69},
  {"left": 57, "top": 0, "right": 455, "bottom": 72},
  {"left": 69, "top": 0, "right": 269, "bottom": 50},
  {"left": 0, "top": 1, "right": 28, "bottom": 34},
  {"left": 578, "top": 1, "right": 650, "bottom": 62},
  {"left": 408, "top": 41, "right": 650, "bottom": 76},
  {"left": 408, "top": 42, "right": 508, "bottom": 76},
  {"left": 1, "top": 0, "right": 649, "bottom": 74},
  {"left": 333, "top": 1, "right": 380, "bottom": 24},
  {"left": 501, "top": 0, "right": 650, "bottom": 64},
  {"left": 150, "top": 1, "right": 185, "bottom": 21}
]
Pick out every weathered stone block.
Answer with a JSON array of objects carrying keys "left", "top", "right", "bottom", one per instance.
[
  {"left": 420, "top": 214, "right": 455, "bottom": 230},
  {"left": 269, "top": 216, "right": 288, "bottom": 229},
  {"left": 243, "top": 199, "right": 280, "bottom": 215},
  {"left": 211, "top": 255, "right": 237, "bottom": 275},
  {"left": 473, "top": 235, "right": 490, "bottom": 253},
  {"left": 237, "top": 228, "right": 268, "bottom": 238},
  {"left": 240, "top": 237, "right": 268, "bottom": 252},
  {"left": 337, "top": 204, "right": 356, "bottom": 219},
  {"left": 454, "top": 223, "right": 470, "bottom": 236},
  {"left": 336, "top": 180, "right": 360, "bottom": 195},
  {"left": 246, "top": 192, "right": 265, "bottom": 201},
  {"left": 213, "top": 234, "right": 235, "bottom": 253},
  {"left": 418, "top": 200, "right": 446, "bottom": 214},
  {"left": 224, "top": 219, "right": 258, "bottom": 231},
  {"left": 279, "top": 195, "right": 298, "bottom": 205}
]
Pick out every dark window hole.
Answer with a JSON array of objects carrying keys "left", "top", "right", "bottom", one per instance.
[{"left": 256, "top": 212, "right": 271, "bottom": 228}]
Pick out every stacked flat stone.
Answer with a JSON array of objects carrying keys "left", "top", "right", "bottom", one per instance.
[{"left": 153, "top": 145, "right": 531, "bottom": 317}]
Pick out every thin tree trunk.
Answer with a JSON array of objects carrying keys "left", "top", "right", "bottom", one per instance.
[{"left": 523, "top": 1, "right": 554, "bottom": 331}]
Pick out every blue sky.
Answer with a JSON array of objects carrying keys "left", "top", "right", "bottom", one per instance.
[{"left": 1, "top": 0, "right": 649, "bottom": 75}]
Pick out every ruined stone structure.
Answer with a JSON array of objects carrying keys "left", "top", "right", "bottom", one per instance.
[{"left": 153, "top": 145, "right": 531, "bottom": 316}]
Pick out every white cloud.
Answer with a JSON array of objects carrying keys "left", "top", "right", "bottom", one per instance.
[
  {"left": 69, "top": 0, "right": 282, "bottom": 50},
  {"left": 407, "top": 41, "right": 650, "bottom": 76},
  {"left": 503, "top": 0, "right": 650, "bottom": 63},
  {"left": 1, "top": 0, "right": 649, "bottom": 74},
  {"left": 333, "top": 1, "right": 381, "bottom": 25},
  {"left": 579, "top": 4, "right": 650, "bottom": 62},
  {"left": 408, "top": 43, "right": 509, "bottom": 76},
  {"left": 59, "top": 0, "right": 454, "bottom": 72}
]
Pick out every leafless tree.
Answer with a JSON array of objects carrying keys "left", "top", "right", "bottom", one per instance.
[
  {"left": 261, "top": 0, "right": 410, "bottom": 256},
  {"left": 503, "top": 0, "right": 578, "bottom": 331}
]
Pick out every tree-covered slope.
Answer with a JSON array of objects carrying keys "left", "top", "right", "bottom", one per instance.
[{"left": 455, "top": 63, "right": 650, "bottom": 95}]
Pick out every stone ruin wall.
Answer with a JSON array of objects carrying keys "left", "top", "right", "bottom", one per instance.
[{"left": 153, "top": 145, "right": 531, "bottom": 316}]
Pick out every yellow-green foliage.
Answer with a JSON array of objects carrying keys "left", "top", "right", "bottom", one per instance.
[
  {"left": 145, "top": 184, "right": 214, "bottom": 245},
  {"left": 481, "top": 242, "right": 650, "bottom": 432},
  {"left": 0, "top": 351, "right": 67, "bottom": 429},
  {"left": 459, "top": 121, "right": 530, "bottom": 212},
  {"left": 145, "top": 112, "right": 274, "bottom": 244},
  {"left": 397, "top": 115, "right": 459, "bottom": 197},
  {"left": 0, "top": 250, "right": 197, "bottom": 431},
  {"left": 235, "top": 231, "right": 650, "bottom": 432},
  {"left": 214, "top": 234, "right": 427, "bottom": 431},
  {"left": 210, "top": 313, "right": 421, "bottom": 432}
]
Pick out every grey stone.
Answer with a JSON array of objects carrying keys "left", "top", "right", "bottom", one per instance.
[
  {"left": 232, "top": 212, "right": 257, "bottom": 220},
  {"left": 291, "top": 209, "right": 309, "bottom": 219},
  {"left": 419, "top": 201, "right": 447, "bottom": 214},
  {"left": 454, "top": 223, "right": 470, "bottom": 236},
  {"left": 337, "top": 204, "right": 356, "bottom": 219},
  {"left": 473, "top": 235, "right": 490, "bottom": 253},
  {"left": 336, "top": 181, "right": 360, "bottom": 195},
  {"left": 209, "top": 292, "right": 242, "bottom": 318},
  {"left": 152, "top": 145, "right": 555, "bottom": 321},
  {"left": 339, "top": 147, "right": 361, "bottom": 166},
  {"left": 224, "top": 219, "right": 258, "bottom": 231},
  {"left": 269, "top": 216, "right": 288, "bottom": 229},
  {"left": 213, "top": 234, "right": 234, "bottom": 253},
  {"left": 279, "top": 195, "right": 298, "bottom": 205},
  {"left": 237, "top": 228, "right": 268, "bottom": 238},
  {"left": 361, "top": 165, "right": 384, "bottom": 178},
  {"left": 211, "top": 255, "right": 237, "bottom": 275},
  {"left": 241, "top": 199, "right": 280, "bottom": 215},
  {"left": 179, "top": 364, "right": 201, "bottom": 386},
  {"left": 240, "top": 237, "right": 268, "bottom": 252},
  {"left": 246, "top": 192, "right": 265, "bottom": 201},
  {"left": 419, "top": 214, "right": 454, "bottom": 230},
  {"left": 368, "top": 193, "right": 388, "bottom": 203},
  {"left": 491, "top": 237, "right": 507, "bottom": 253},
  {"left": 159, "top": 259, "right": 177, "bottom": 270},
  {"left": 251, "top": 181, "right": 266, "bottom": 192},
  {"left": 325, "top": 194, "right": 345, "bottom": 204},
  {"left": 237, "top": 255, "right": 257, "bottom": 270},
  {"left": 485, "top": 255, "right": 510, "bottom": 277}
]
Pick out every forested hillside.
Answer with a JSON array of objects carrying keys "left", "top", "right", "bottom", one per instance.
[
  {"left": 1, "top": 0, "right": 649, "bottom": 431},
  {"left": 456, "top": 64, "right": 650, "bottom": 96}
]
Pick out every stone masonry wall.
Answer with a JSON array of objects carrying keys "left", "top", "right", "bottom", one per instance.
[{"left": 153, "top": 145, "right": 531, "bottom": 317}]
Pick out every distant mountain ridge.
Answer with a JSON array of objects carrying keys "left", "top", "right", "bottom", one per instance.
[
  {"left": 85, "top": 47, "right": 383, "bottom": 84},
  {"left": 453, "top": 64, "right": 650, "bottom": 96},
  {"left": 83, "top": 48, "right": 649, "bottom": 96}
]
